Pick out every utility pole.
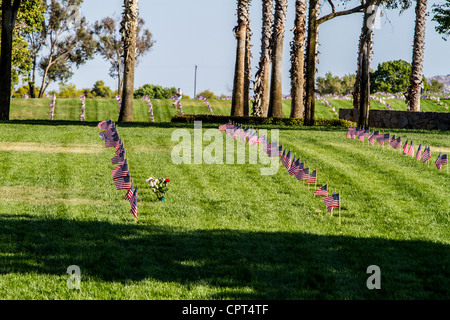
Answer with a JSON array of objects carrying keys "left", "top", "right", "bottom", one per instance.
[{"left": 194, "top": 65, "right": 198, "bottom": 98}]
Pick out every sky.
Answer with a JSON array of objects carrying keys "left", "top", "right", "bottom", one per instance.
[{"left": 58, "top": 0, "right": 450, "bottom": 97}]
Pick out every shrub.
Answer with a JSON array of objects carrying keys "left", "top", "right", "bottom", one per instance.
[
  {"left": 196, "top": 90, "right": 217, "bottom": 100},
  {"left": 134, "top": 84, "right": 177, "bottom": 99}
]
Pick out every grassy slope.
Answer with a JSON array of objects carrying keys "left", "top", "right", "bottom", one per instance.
[{"left": 0, "top": 121, "right": 448, "bottom": 299}]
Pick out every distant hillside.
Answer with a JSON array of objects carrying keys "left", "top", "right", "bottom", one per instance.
[{"left": 427, "top": 75, "right": 450, "bottom": 93}]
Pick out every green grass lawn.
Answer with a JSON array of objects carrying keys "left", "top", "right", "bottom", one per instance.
[{"left": 0, "top": 119, "right": 448, "bottom": 299}]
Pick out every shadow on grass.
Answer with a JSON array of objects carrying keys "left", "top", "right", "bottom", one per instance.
[{"left": 0, "top": 213, "right": 448, "bottom": 299}]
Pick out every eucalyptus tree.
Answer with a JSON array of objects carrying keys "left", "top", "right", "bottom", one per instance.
[
  {"left": 0, "top": 0, "right": 44, "bottom": 119},
  {"left": 93, "top": 16, "right": 154, "bottom": 97},
  {"left": 35, "top": 0, "right": 96, "bottom": 98},
  {"left": 304, "top": 0, "right": 372, "bottom": 126}
]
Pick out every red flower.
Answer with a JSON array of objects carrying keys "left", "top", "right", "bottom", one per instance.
[{"left": 165, "top": 179, "right": 170, "bottom": 182}]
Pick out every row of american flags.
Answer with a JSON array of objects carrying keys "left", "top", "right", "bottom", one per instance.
[
  {"left": 346, "top": 127, "right": 448, "bottom": 172},
  {"left": 98, "top": 119, "right": 138, "bottom": 221},
  {"left": 219, "top": 122, "right": 341, "bottom": 220}
]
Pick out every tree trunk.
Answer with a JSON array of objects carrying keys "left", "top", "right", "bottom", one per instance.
[
  {"left": 231, "top": 0, "right": 250, "bottom": 117},
  {"left": 268, "top": 0, "right": 287, "bottom": 118},
  {"left": 243, "top": 16, "right": 252, "bottom": 117},
  {"left": 304, "top": 0, "right": 320, "bottom": 126},
  {"left": 289, "top": 0, "right": 307, "bottom": 119},
  {"left": 406, "top": 0, "right": 427, "bottom": 112},
  {"left": 0, "top": 0, "right": 21, "bottom": 121},
  {"left": 119, "top": 0, "right": 139, "bottom": 122},
  {"left": 358, "top": 2, "right": 379, "bottom": 128},
  {"left": 252, "top": 0, "right": 274, "bottom": 117}
]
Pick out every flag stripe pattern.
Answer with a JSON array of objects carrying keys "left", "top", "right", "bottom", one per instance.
[{"left": 98, "top": 120, "right": 136, "bottom": 220}]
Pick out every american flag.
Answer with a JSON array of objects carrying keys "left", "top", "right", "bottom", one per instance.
[
  {"left": 125, "top": 183, "right": 134, "bottom": 201},
  {"left": 358, "top": 129, "right": 369, "bottom": 142},
  {"left": 440, "top": 153, "right": 448, "bottom": 165},
  {"left": 435, "top": 153, "right": 442, "bottom": 170},
  {"left": 256, "top": 135, "right": 265, "bottom": 145},
  {"left": 288, "top": 158, "right": 300, "bottom": 176},
  {"left": 105, "top": 132, "right": 120, "bottom": 148},
  {"left": 435, "top": 153, "right": 447, "bottom": 169},
  {"left": 422, "top": 146, "right": 431, "bottom": 163},
  {"left": 99, "top": 127, "right": 117, "bottom": 141},
  {"left": 98, "top": 119, "right": 112, "bottom": 130},
  {"left": 314, "top": 184, "right": 328, "bottom": 196},
  {"left": 295, "top": 167, "right": 309, "bottom": 181},
  {"left": 323, "top": 192, "right": 340, "bottom": 211},
  {"left": 415, "top": 144, "right": 422, "bottom": 161},
  {"left": 403, "top": 139, "right": 409, "bottom": 154},
  {"left": 111, "top": 159, "right": 126, "bottom": 176},
  {"left": 350, "top": 127, "right": 357, "bottom": 139},
  {"left": 377, "top": 133, "right": 390, "bottom": 146},
  {"left": 390, "top": 136, "right": 402, "bottom": 150},
  {"left": 248, "top": 132, "right": 258, "bottom": 145},
  {"left": 407, "top": 141, "right": 414, "bottom": 157},
  {"left": 112, "top": 160, "right": 129, "bottom": 179},
  {"left": 307, "top": 170, "right": 317, "bottom": 184},
  {"left": 282, "top": 150, "right": 292, "bottom": 169},
  {"left": 368, "top": 131, "right": 380, "bottom": 146},
  {"left": 232, "top": 128, "right": 242, "bottom": 140},
  {"left": 130, "top": 186, "right": 138, "bottom": 219},
  {"left": 280, "top": 148, "right": 286, "bottom": 163},
  {"left": 346, "top": 127, "right": 352, "bottom": 139},
  {"left": 113, "top": 173, "right": 132, "bottom": 190},
  {"left": 111, "top": 151, "right": 126, "bottom": 165}
]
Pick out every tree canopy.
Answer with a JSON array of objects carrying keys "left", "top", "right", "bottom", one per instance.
[{"left": 433, "top": 0, "right": 450, "bottom": 40}]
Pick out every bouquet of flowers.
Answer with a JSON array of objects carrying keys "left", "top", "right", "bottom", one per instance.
[{"left": 146, "top": 177, "right": 170, "bottom": 201}]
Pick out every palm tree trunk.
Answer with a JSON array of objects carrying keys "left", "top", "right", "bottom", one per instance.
[
  {"left": 268, "top": 0, "right": 287, "bottom": 118},
  {"left": 119, "top": 0, "right": 139, "bottom": 122},
  {"left": 289, "top": 0, "right": 307, "bottom": 119},
  {"left": 243, "top": 16, "right": 252, "bottom": 117},
  {"left": 406, "top": 0, "right": 427, "bottom": 112},
  {"left": 231, "top": 0, "right": 250, "bottom": 117},
  {"left": 253, "top": 0, "right": 274, "bottom": 117},
  {"left": 0, "top": 0, "right": 21, "bottom": 121},
  {"left": 304, "top": 0, "right": 320, "bottom": 126}
]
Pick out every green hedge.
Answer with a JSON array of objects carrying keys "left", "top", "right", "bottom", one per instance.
[{"left": 171, "top": 114, "right": 356, "bottom": 128}]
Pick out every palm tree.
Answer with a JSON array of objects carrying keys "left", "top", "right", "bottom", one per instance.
[
  {"left": 243, "top": 13, "right": 253, "bottom": 116},
  {"left": 253, "top": 0, "right": 274, "bottom": 117},
  {"left": 303, "top": 0, "right": 320, "bottom": 126},
  {"left": 267, "top": 0, "right": 288, "bottom": 118},
  {"left": 231, "top": 0, "right": 251, "bottom": 117},
  {"left": 119, "top": 0, "right": 139, "bottom": 122},
  {"left": 406, "top": 0, "right": 427, "bottom": 112},
  {"left": 289, "top": 0, "right": 307, "bottom": 119}
]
